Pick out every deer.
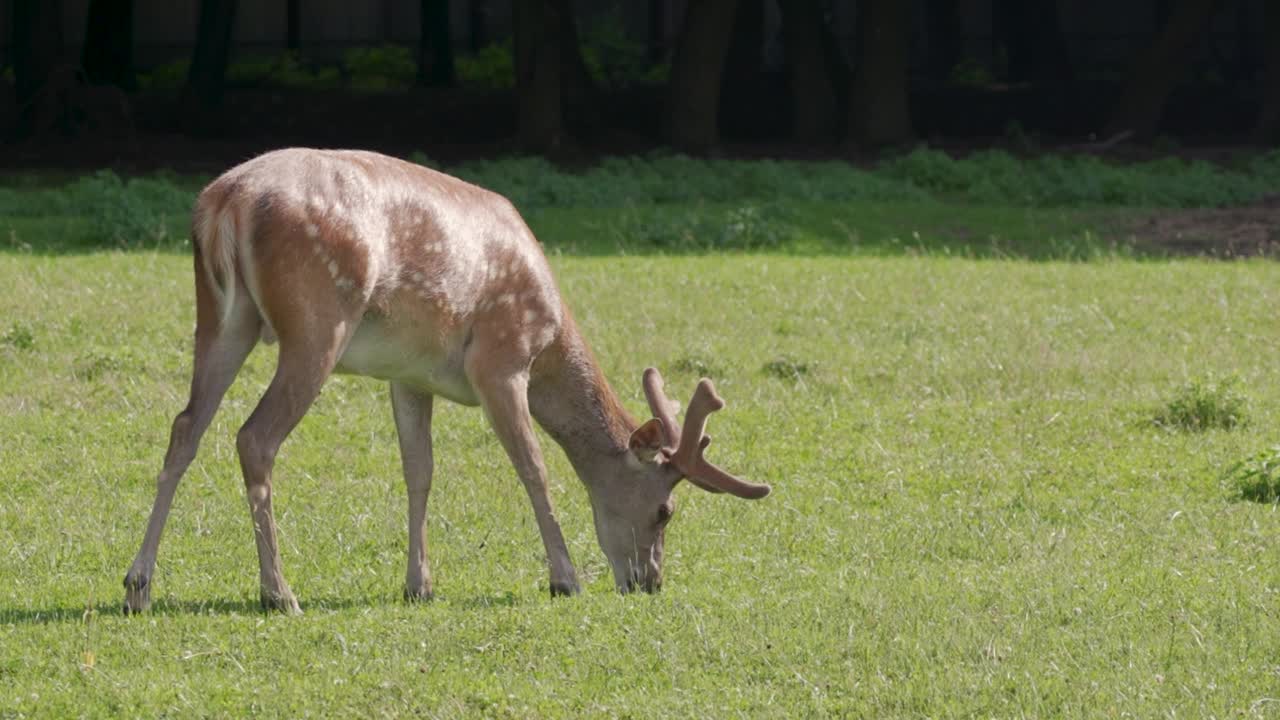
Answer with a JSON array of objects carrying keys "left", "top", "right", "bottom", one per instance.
[{"left": 122, "top": 148, "right": 770, "bottom": 614}]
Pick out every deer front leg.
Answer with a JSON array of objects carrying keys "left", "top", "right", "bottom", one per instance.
[
  {"left": 390, "top": 382, "right": 435, "bottom": 602},
  {"left": 469, "top": 366, "right": 580, "bottom": 597}
]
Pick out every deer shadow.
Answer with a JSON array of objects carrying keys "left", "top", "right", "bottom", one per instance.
[{"left": 0, "top": 590, "right": 533, "bottom": 625}]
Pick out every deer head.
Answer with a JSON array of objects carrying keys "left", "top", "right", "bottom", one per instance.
[{"left": 589, "top": 368, "right": 771, "bottom": 593}]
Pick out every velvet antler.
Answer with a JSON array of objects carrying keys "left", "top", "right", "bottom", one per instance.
[{"left": 641, "top": 368, "right": 771, "bottom": 499}]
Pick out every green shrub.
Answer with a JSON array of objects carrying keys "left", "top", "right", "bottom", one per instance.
[
  {"left": 344, "top": 45, "right": 416, "bottom": 91},
  {"left": 763, "top": 357, "right": 815, "bottom": 381},
  {"left": 1152, "top": 376, "right": 1247, "bottom": 431},
  {"left": 580, "top": 10, "right": 649, "bottom": 89},
  {"left": 226, "top": 52, "right": 340, "bottom": 90},
  {"left": 67, "top": 171, "right": 190, "bottom": 248},
  {"left": 1, "top": 322, "right": 34, "bottom": 351},
  {"left": 607, "top": 202, "right": 792, "bottom": 251},
  {"left": 1225, "top": 446, "right": 1280, "bottom": 503},
  {"left": 136, "top": 58, "right": 190, "bottom": 91},
  {"left": 457, "top": 43, "right": 514, "bottom": 89}
]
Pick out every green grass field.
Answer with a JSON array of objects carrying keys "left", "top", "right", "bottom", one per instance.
[{"left": 3, "top": 162, "right": 1280, "bottom": 716}]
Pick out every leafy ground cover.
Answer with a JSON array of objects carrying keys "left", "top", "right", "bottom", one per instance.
[{"left": 2, "top": 247, "right": 1280, "bottom": 716}]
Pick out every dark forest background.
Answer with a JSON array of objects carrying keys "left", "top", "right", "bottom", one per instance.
[{"left": 1, "top": 0, "right": 1277, "bottom": 170}]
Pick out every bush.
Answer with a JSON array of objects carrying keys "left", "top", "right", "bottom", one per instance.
[
  {"left": 67, "top": 171, "right": 190, "bottom": 248},
  {"left": 1152, "top": 376, "right": 1247, "bottom": 431},
  {"left": 457, "top": 43, "right": 515, "bottom": 90},
  {"left": 343, "top": 45, "right": 416, "bottom": 91},
  {"left": 881, "top": 146, "right": 1280, "bottom": 208},
  {"left": 1225, "top": 446, "right": 1280, "bottom": 503}
]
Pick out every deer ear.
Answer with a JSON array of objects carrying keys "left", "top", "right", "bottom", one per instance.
[{"left": 628, "top": 418, "right": 667, "bottom": 463}]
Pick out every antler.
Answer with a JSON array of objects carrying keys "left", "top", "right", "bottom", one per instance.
[
  {"left": 641, "top": 368, "right": 771, "bottom": 499},
  {"left": 642, "top": 368, "right": 680, "bottom": 450}
]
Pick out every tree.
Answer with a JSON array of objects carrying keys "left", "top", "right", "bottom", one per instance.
[
  {"left": 286, "top": 0, "right": 300, "bottom": 51},
  {"left": 513, "top": 0, "right": 563, "bottom": 151},
  {"left": 847, "top": 0, "right": 912, "bottom": 147},
  {"left": 182, "top": 0, "right": 239, "bottom": 130},
  {"left": 1104, "top": 0, "right": 1222, "bottom": 139},
  {"left": 554, "top": 0, "right": 598, "bottom": 135},
  {"left": 993, "top": 0, "right": 1071, "bottom": 87},
  {"left": 719, "top": 0, "right": 765, "bottom": 139},
  {"left": 647, "top": 0, "right": 668, "bottom": 65},
  {"left": 1256, "top": 0, "right": 1280, "bottom": 142},
  {"left": 81, "top": 0, "right": 136, "bottom": 90},
  {"left": 925, "top": 0, "right": 962, "bottom": 86},
  {"left": 419, "top": 0, "right": 456, "bottom": 86},
  {"left": 12, "top": 0, "right": 66, "bottom": 133},
  {"left": 780, "top": 0, "right": 838, "bottom": 142},
  {"left": 667, "top": 0, "right": 739, "bottom": 153}
]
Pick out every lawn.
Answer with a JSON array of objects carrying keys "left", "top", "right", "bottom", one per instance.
[{"left": 2, "top": 156, "right": 1280, "bottom": 716}]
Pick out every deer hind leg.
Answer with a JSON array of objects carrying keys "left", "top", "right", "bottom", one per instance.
[
  {"left": 467, "top": 361, "right": 580, "bottom": 597},
  {"left": 390, "top": 382, "right": 435, "bottom": 601},
  {"left": 235, "top": 316, "right": 354, "bottom": 614},
  {"left": 124, "top": 260, "right": 260, "bottom": 614}
]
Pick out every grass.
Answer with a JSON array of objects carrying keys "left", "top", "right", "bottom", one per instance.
[
  {"left": 3, "top": 245, "right": 1280, "bottom": 716},
  {"left": 3, "top": 152, "right": 1280, "bottom": 715}
]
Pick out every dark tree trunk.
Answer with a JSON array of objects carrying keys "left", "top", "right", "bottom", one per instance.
[
  {"left": 1255, "top": 0, "right": 1280, "bottom": 142},
  {"left": 1104, "top": 0, "right": 1222, "bottom": 139},
  {"left": 554, "top": 0, "right": 598, "bottom": 134},
  {"left": 513, "top": 0, "right": 563, "bottom": 152},
  {"left": 469, "top": 0, "right": 489, "bottom": 51},
  {"left": 182, "top": 0, "right": 238, "bottom": 131},
  {"left": 667, "top": 0, "right": 739, "bottom": 153},
  {"left": 719, "top": 0, "right": 764, "bottom": 139},
  {"left": 993, "top": 0, "right": 1071, "bottom": 86},
  {"left": 286, "top": 0, "right": 300, "bottom": 51},
  {"left": 418, "top": 0, "right": 456, "bottom": 86},
  {"left": 847, "top": 0, "right": 912, "bottom": 147},
  {"left": 648, "top": 0, "right": 668, "bottom": 64},
  {"left": 82, "top": 0, "right": 135, "bottom": 90},
  {"left": 925, "top": 0, "right": 961, "bottom": 85},
  {"left": 13, "top": 0, "right": 65, "bottom": 107},
  {"left": 781, "top": 0, "right": 837, "bottom": 142}
]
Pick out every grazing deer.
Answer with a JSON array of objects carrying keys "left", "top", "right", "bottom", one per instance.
[{"left": 123, "top": 148, "right": 770, "bottom": 614}]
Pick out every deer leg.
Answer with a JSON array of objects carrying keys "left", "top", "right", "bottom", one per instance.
[
  {"left": 124, "top": 269, "right": 260, "bottom": 614},
  {"left": 469, "top": 366, "right": 580, "bottom": 597},
  {"left": 236, "top": 330, "right": 348, "bottom": 614},
  {"left": 390, "top": 382, "right": 435, "bottom": 602}
]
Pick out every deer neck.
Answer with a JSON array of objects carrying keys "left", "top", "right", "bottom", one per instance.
[{"left": 528, "top": 310, "right": 637, "bottom": 489}]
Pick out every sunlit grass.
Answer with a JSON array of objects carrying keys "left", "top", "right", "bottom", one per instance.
[{"left": 3, "top": 249, "right": 1280, "bottom": 716}]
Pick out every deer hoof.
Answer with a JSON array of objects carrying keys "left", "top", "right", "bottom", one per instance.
[
  {"left": 403, "top": 586, "right": 434, "bottom": 603},
  {"left": 549, "top": 580, "right": 581, "bottom": 598},
  {"left": 123, "top": 573, "right": 151, "bottom": 615},
  {"left": 260, "top": 589, "right": 302, "bottom": 615}
]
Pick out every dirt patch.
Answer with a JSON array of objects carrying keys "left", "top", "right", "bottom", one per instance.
[{"left": 1122, "top": 195, "right": 1280, "bottom": 258}]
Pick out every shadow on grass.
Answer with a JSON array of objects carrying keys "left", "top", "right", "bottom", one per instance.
[
  {"left": 0, "top": 202, "right": 1155, "bottom": 262},
  {"left": 0, "top": 591, "right": 532, "bottom": 625},
  {"left": 0, "top": 596, "right": 378, "bottom": 625}
]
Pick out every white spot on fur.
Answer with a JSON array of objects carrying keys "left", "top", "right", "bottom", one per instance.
[
  {"left": 328, "top": 260, "right": 339, "bottom": 277},
  {"left": 305, "top": 223, "right": 319, "bottom": 238},
  {"left": 522, "top": 309, "right": 537, "bottom": 325}
]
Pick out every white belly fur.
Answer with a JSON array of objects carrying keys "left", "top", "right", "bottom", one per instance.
[{"left": 335, "top": 317, "right": 480, "bottom": 406}]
